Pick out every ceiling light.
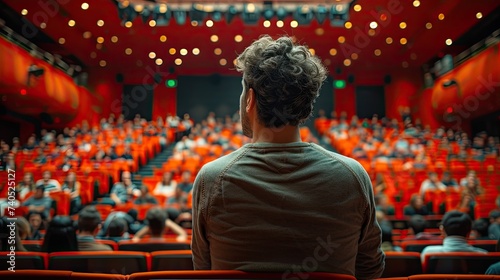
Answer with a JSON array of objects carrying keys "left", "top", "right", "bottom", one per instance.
[
  {"left": 210, "top": 35, "right": 218, "bottom": 43},
  {"left": 343, "top": 59, "right": 351, "bottom": 66},
  {"left": 149, "top": 52, "right": 156, "bottom": 59},
  {"left": 426, "top": 22, "right": 432, "bottom": 29},
  {"left": 309, "top": 48, "right": 315, "bottom": 56},
  {"left": 368, "top": 29, "right": 376, "bottom": 36},
  {"left": 58, "top": 38, "right": 65, "bottom": 44},
  {"left": 96, "top": 37, "right": 104, "bottom": 43},
  {"left": 81, "top": 3, "right": 89, "bottom": 10},
  {"left": 386, "top": 37, "right": 393, "bottom": 44},
  {"left": 149, "top": 20, "right": 156, "bottom": 27},
  {"left": 276, "top": 20, "right": 284, "bottom": 28},
  {"left": 234, "top": 35, "right": 243, "bottom": 42},
  {"left": 175, "top": 58, "right": 182, "bottom": 65},
  {"left": 155, "top": 58, "right": 163, "bottom": 65},
  {"left": 338, "top": 36, "right": 345, "bottom": 43},
  {"left": 192, "top": 48, "right": 200, "bottom": 55},
  {"left": 369, "top": 21, "right": 378, "bottom": 29},
  {"left": 290, "top": 21, "right": 298, "bottom": 28},
  {"left": 399, "top": 22, "right": 407, "bottom": 29},
  {"left": 206, "top": 20, "right": 214, "bottom": 27},
  {"left": 413, "top": 0, "right": 420, "bottom": 7},
  {"left": 219, "top": 58, "right": 227, "bottom": 66},
  {"left": 214, "top": 48, "right": 222, "bottom": 55},
  {"left": 446, "top": 39, "right": 452, "bottom": 45},
  {"left": 125, "top": 48, "right": 132, "bottom": 55},
  {"left": 169, "top": 48, "right": 176, "bottom": 55},
  {"left": 180, "top": 48, "right": 188, "bottom": 56},
  {"left": 125, "top": 21, "right": 133, "bottom": 28},
  {"left": 21, "top": 9, "right": 28, "bottom": 16},
  {"left": 353, "top": 4, "right": 362, "bottom": 12},
  {"left": 68, "top": 20, "right": 75, "bottom": 27},
  {"left": 476, "top": 12, "right": 482, "bottom": 19},
  {"left": 111, "top": 36, "right": 118, "bottom": 43},
  {"left": 438, "top": 13, "right": 445, "bottom": 20},
  {"left": 97, "top": 20, "right": 104, "bottom": 27},
  {"left": 374, "top": 49, "right": 381, "bottom": 56},
  {"left": 400, "top": 38, "right": 407, "bottom": 45},
  {"left": 99, "top": 60, "right": 106, "bottom": 67},
  {"left": 344, "top": 22, "right": 352, "bottom": 29},
  {"left": 160, "top": 35, "right": 167, "bottom": 42},
  {"left": 83, "top": 31, "right": 92, "bottom": 39},
  {"left": 329, "top": 48, "right": 337, "bottom": 56},
  {"left": 40, "top": 22, "right": 46, "bottom": 29},
  {"left": 263, "top": 20, "right": 271, "bottom": 28},
  {"left": 351, "top": 53, "right": 358, "bottom": 60}
]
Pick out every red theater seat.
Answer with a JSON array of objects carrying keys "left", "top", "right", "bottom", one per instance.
[
  {"left": 118, "top": 239, "right": 191, "bottom": 252},
  {"left": 408, "top": 275, "right": 497, "bottom": 280},
  {"left": 151, "top": 250, "right": 193, "bottom": 271},
  {"left": 0, "top": 251, "right": 47, "bottom": 270},
  {"left": 0, "top": 269, "right": 71, "bottom": 280},
  {"left": 48, "top": 251, "right": 150, "bottom": 273},
  {"left": 381, "top": 252, "right": 423, "bottom": 278},
  {"left": 128, "top": 270, "right": 356, "bottom": 280},
  {"left": 423, "top": 252, "right": 500, "bottom": 274}
]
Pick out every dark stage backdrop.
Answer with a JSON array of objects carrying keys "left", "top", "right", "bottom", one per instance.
[
  {"left": 177, "top": 75, "right": 334, "bottom": 130},
  {"left": 355, "top": 85, "right": 386, "bottom": 119},
  {"left": 123, "top": 84, "right": 154, "bottom": 120}
]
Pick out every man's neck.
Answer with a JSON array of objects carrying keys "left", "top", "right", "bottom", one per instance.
[
  {"left": 78, "top": 232, "right": 95, "bottom": 238},
  {"left": 251, "top": 124, "right": 302, "bottom": 144}
]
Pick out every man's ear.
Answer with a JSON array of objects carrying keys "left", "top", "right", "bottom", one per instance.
[{"left": 246, "top": 88, "right": 255, "bottom": 113}]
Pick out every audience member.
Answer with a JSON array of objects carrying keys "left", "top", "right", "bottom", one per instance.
[
  {"left": 419, "top": 172, "right": 446, "bottom": 196},
  {"left": 134, "top": 185, "right": 158, "bottom": 205},
  {"left": 470, "top": 219, "right": 491, "bottom": 240},
  {"left": 0, "top": 216, "right": 27, "bottom": 251},
  {"left": 77, "top": 206, "right": 112, "bottom": 251},
  {"left": 441, "top": 171, "right": 459, "bottom": 191},
  {"left": 26, "top": 211, "right": 44, "bottom": 240},
  {"left": 109, "top": 171, "right": 141, "bottom": 206},
  {"left": 22, "top": 185, "right": 54, "bottom": 220},
  {"left": 41, "top": 215, "right": 79, "bottom": 252},
  {"left": 35, "top": 170, "right": 61, "bottom": 193},
  {"left": 404, "top": 194, "right": 430, "bottom": 216},
  {"left": 62, "top": 171, "right": 82, "bottom": 215},
  {"left": 16, "top": 173, "right": 36, "bottom": 201},
  {"left": 380, "top": 224, "right": 403, "bottom": 252},
  {"left": 375, "top": 194, "right": 395, "bottom": 216},
  {"left": 132, "top": 207, "right": 187, "bottom": 242},
  {"left": 485, "top": 236, "right": 500, "bottom": 275},
  {"left": 101, "top": 216, "right": 130, "bottom": 242},
  {"left": 488, "top": 210, "right": 500, "bottom": 240},
  {"left": 421, "top": 210, "right": 487, "bottom": 261},
  {"left": 404, "top": 215, "right": 441, "bottom": 241},
  {"left": 153, "top": 171, "right": 177, "bottom": 203}
]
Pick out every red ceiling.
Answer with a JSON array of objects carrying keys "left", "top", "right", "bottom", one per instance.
[{"left": 3, "top": 0, "right": 499, "bottom": 78}]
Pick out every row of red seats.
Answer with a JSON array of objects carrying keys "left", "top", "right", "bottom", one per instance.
[
  {"left": 1, "top": 251, "right": 499, "bottom": 277},
  {"left": 0, "top": 269, "right": 356, "bottom": 280}
]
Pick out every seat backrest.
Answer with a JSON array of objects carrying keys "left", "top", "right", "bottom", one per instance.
[
  {"left": 468, "top": 240, "right": 498, "bottom": 252},
  {"left": 48, "top": 251, "right": 150, "bottom": 274},
  {"left": 424, "top": 252, "right": 500, "bottom": 274},
  {"left": 118, "top": 240, "right": 191, "bottom": 252},
  {"left": 0, "top": 251, "right": 47, "bottom": 270},
  {"left": 382, "top": 252, "right": 423, "bottom": 278},
  {"left": 400, "top": 240, "right": 442, "bottom": 252},
  {"left": 22, "top": 240, "right": 43, "bottom": 252},
  {"left": 151, "top": 250, "right": 193, "bottom": 271},
  {"left": 0, "top": 269, "right": 71, "bottom": 280},
  {"left": 409, "top": 274, "right": 497, "bottom": 280},
  {"left": 128, "top": 270, "right": 356, "bottom": 280},
  {"left": 70, "top": 272, "right": 128, "bottom": 280}
]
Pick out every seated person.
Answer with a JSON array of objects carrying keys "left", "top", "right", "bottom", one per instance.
[
  {"left": 100, "top": 216, "right": 130, "bottom": 242},
  {"left": 16, "top": 173, "right": 36, "bottom": 201},
  {"left": 109, "top": 171, "right": 141, "bottom": 206},
  {"left": 488, "top": 210, "right": 500, "bottom": 240},
  {"left": 77, "top": 205, "right": 112, "bottom": 251},
  {"left": 22, "top": 185, "right": 54, "bottom": 220},
  {"left": 153, "top": 171, "right": 177, "bottom": 204},
  {"left": 471, "top": 218, "right": 491, "bottom": 240},
  {"left": 175, "top": 171, "right": 194, "bottom": 207},
  {"left": 132, "top": 207, "right": 188, "bottom": 242},
  {"left": 421, "top": 210, "right": 487, "bottom": 261},
  {"left": 485, "top": 236, "right": 500, "bottom": 275},
  {"left": 98, "top": 210, "right": 143, "bottom": 237},
  {"left": 62, "top": 171, "right": 82, "bottom": 215},
  {"left": 35, "top": 170, "right": 61, "bottom": 193},
  {"left": 380, "top": 224, "right": 402, "bottom": 252},
  {"left": 41, "top": 215, "right": 79, "bottom": 252},
  {"left": 403, "top": 215, "right": 441, "bottom": 241},
  {"left": 26, "top": 211, "right": 45, "bottom": 240},
  {"left": 375, "top": 194, "right": 395, "bottom": 216},
  {"left": 404, "top": 194, "right": 431, "bottom": 216},
  {"left": 134, "top": 185, "right": 158, "bottom": 205},
  {"left": 441, "top": 171, "right": 459, "bottom": 191},
  {"left": 419, "top": 172, "right": 446, "bottom": 196}
]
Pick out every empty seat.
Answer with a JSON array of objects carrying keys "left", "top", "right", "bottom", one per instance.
[
  {"left": 128, "top": 270, "right": 356, "bottom": 280},
  {"left": 0, "top": 251, "right": 47, "bottom": 270},
  {"left": 118, "top": 240, "right": 190, "bottom": 252},
  {"left": 48, "top": 251, "right": 150, "bottom": 274},
  {"left": 423, "top": 252, "right": 500, "bottom": 274},
  {"left": 382, "top": 252, "right": 423, "bottom": 278},
  {"left": 151, "top": 250, "right": 193, "bottom": 271}
]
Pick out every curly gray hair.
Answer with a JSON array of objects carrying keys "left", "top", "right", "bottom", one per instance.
[{"left": 236, "top": 35, "right": 328, "bottom": 128}]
